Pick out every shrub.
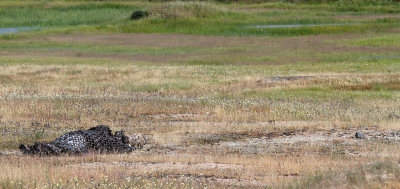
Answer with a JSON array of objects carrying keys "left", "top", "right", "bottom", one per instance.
[{"left": 130, "top": 10, "right": 149, "bottom": 20}]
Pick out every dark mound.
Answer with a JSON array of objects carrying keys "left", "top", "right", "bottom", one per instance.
[{"left": 130, "top": 10, "right": 149, "bottom": 20}]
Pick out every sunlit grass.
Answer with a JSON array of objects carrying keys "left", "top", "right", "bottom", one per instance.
[
  {"left": 0, "top": 41, "right": 239, "bottom": 55},
  {"left": 348, "top": 33, "right": 400, "bottom": 47}
]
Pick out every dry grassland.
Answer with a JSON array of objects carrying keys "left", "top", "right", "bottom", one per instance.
[{"left": 1, "top": 18, "right": 400, "bottom": 188}]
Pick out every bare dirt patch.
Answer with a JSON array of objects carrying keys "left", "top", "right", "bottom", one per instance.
[{"left": 148, "top": 125, "right": 400, "bottom": 157}]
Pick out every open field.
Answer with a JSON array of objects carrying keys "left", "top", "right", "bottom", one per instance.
[{"left": 1, "top": 0, "right": 400, "bottom": 188}]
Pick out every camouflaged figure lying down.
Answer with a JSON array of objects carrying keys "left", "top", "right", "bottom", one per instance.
[{"left": 19, "top": 125, "right": 146, "bottom": 156}]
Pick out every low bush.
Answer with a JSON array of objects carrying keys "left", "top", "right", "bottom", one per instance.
[{"left": 130, "top": 10, "right": 149, "bottom": 20}]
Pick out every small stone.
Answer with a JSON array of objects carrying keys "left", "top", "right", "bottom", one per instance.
[{"left": 355, "top": 131, "right": 365, "bottom": 139}]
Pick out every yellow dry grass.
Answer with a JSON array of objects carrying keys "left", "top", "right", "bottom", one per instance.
[{"left": 1, "top": 31, "right": 400, "bottom": 188}]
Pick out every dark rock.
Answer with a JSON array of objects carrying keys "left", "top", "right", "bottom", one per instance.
[
  {"left": 355, "top": 131, "right": 365, "bottom": 139},
  {"left": 130, "top": 10, "right": 149, "bottom": 20}
]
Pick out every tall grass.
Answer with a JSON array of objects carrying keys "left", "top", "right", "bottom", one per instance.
[
  {"left": 149, "top": 1, "right": 228, "bottom": 19},
  {"left": 0, "top": 4, "right": 137, "bottom": 27},
  {"left": 1, "top": 1, "right": 399, "bottom": 36}
]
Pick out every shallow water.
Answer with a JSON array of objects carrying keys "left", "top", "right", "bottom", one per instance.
[
  {"left": 0, "top": 27, "right": 35, "bottom": 34},
  {"left": 250, "top": 23, "right": 359, "bottom": 28}
]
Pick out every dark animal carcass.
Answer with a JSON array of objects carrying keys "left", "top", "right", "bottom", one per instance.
[{"left": 19, "top": 125, "right": 138, "bottom": 156}]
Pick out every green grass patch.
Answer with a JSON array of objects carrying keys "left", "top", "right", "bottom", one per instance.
[
  {"left": 183, "top": 54, "right": 278, "bottom": 66},
  {"left": 2, "top": 53, "right": 400, "bottom": 75},
  {"left": 319, "top": 52, "right": 400, "bottom": 63},
  {"left": 294, "top": 57, "right": 400, "bottom": 74},
  {"left": 0, "top": 3, "right": 138, "bottom": 27},
  {"left": 0, "top": 41, "right": 239, "bottom": 55},
  {"left": 242, "top": 1, "right": 400, "bottom": 14},
  {"left": 239, "top": 87, "right": 398, "bottom": 100},
  {"left": 113, "top": 15, "right": 397, "bottom": 37},
  {"left": 348, "top": 33, "right": 400, "bottom": 47},
  {"left": 0, "top": 56, "right": 134, "bottom": 66},
  {"left": 1, "top": 1, "right": 399, "bottom": 37}
]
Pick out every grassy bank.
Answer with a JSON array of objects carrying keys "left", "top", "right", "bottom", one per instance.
[{"left": 1, "top": 1, "right": 400, "bottom": 37}]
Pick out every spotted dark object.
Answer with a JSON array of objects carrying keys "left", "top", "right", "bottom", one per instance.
[{"left": 19, "top": 125, "right": 135, "bottom": 156}]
